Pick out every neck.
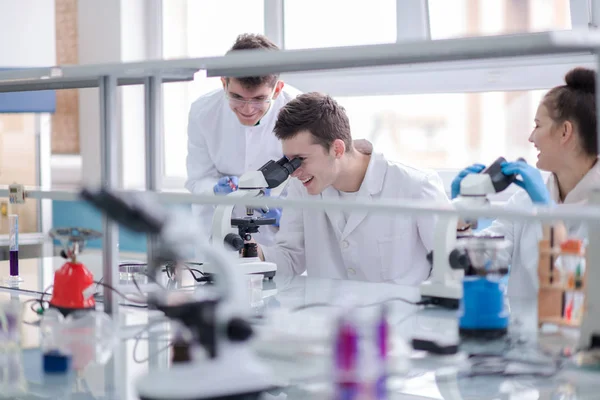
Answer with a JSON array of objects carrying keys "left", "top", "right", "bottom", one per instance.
[
  {"left": 332, "top": 149, "right": 371, "bottom": 192},
  {"left": 554, "top": 155, "right": 597, "bottom": 202}
]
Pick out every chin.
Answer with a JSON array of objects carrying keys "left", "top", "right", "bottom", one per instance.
[
  {"left": 238, "top": 118, "right": 259, "bottom": 126},
  {"left": 535, "top": 157, "right": 552, "bottom": 172},
  {"left": 306, "top": 183, "right": 323, "bottom": 196},
  {"left": 306, "top": 187, "right": 319, "bottom": 195}
]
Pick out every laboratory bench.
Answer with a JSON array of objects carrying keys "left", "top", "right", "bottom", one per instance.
[{"left": 0, "top": 255, "right": 598, "bottom": 399}]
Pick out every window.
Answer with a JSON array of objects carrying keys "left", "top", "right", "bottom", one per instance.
[
  {"left": 158, "top": 0, "right": 578, "bottom": 189},
  {"left": 283, "top": 0, "right": 396, "bottom": 49},
  {"left": 336, "top": 90, "right": 546, "bottom": 170},
  {"left": 161, "top": 0, "right": 264, "bottom": 179},
  {"left": 428, "top": 0, "right": 572, "bottom": 40}
]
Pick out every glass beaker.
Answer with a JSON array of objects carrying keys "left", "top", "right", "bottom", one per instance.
[{"left": 456, "top": 236, "right": 510, "bottom": 275}]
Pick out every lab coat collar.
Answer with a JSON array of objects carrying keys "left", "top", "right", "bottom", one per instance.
[
  {"left": 322, "top": 151, "right": 388, "bottom": 239},
  {"left": 547, "top": 158, "right": 600, "bottom": 204}
]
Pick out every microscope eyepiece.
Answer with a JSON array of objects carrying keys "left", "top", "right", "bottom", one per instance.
[
  {"left": 258, "top": 156, "right": 302, "bottom": 188},
  {"left": 281, "top": 157, "right": 301, "bottom": 174}
]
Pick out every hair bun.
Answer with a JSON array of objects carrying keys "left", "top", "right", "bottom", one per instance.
[{"left": 565, "top": 67, "right": 596, "bottom": 94}]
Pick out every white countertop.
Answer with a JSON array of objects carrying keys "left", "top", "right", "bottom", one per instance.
[{"left": 0, "top": 256, "right": 597, "bottom": 399}]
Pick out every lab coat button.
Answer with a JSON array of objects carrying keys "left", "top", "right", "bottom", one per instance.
[
  {"left": 347, "top": 268, "right": 356, "bottom": 275},
  {"left": 341, "top": 240, "right": 349, "bottom": 249}
]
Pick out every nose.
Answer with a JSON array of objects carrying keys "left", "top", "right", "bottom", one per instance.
[
  {"left": 528, "top": 130, "right": 535, "bottom": 143},
  {"left": 291, "top": 167, "right": 303, "bottom": 178},
  {"left": 239, "top": 102, "right": 254, "bottom": 113}
]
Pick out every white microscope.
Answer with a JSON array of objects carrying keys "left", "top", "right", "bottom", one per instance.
[
  {"left": 205, "top": 156, "right": 302, "bottom": 279},
  {"left": 421, "top": 157, "right": 523, "bottom": 309},
  {"left": 80, "top": 187, "right": 278, "bottom": 400}
]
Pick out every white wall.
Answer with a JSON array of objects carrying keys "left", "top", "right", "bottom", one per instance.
[{"left": 0, "top": 0, "right": 56, "bottom": 67}]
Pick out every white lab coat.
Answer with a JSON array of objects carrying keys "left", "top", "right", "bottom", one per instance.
[
  {"left": 480, "top": 160, "right": 600, "bottom": 298},
  {"left": 262, "top": 152, "right": 450, "bottom": 285},
  {"left": 184, "top": 86, "right": 301, "bottom": 245}
]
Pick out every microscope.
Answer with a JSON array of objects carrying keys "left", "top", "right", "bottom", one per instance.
[
  {"left": 421, "top": 157, "right": 522, "bottom": 309},
  {"left": 206, "top": 156, "right": 301, "bottom": 279},
  {"left": 80, "top": 188, "right": 277, "bottom": 400}
]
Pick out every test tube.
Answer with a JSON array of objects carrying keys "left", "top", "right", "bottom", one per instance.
[
  {"left": 375, "top": 304, "right": 389, "bottom": 400},
  {"left": 7, "top": 215, "right": 23, "bottom": 284},
  {"left": 333, "top": 314, "right": 359, "bottom": 400}
]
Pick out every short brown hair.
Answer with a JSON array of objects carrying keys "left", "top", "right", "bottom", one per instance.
[
  {"left": 274, "top": 92, "right": 353, "bottom": 152},
  {"left": 225, "top": 33, "right": 279, "bottom": 89},
  {"left": 543, "top": 67, "right": 598, "bottom": 156}
]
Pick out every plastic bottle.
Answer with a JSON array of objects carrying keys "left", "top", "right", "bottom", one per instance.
[{"left": 556, "top": 239, "right": 585, "bottom": 290}]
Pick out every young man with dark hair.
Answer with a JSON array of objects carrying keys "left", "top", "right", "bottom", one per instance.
[
  {"left": 256, "top": 92, "right": 450, "bottom": 285},
  {"left": 185, "top": 33, "right": 300, "bottom": 244}
]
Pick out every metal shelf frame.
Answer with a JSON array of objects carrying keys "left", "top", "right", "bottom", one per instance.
[{"left": 3, "top": 30, "right": 600, "bottom": 321}]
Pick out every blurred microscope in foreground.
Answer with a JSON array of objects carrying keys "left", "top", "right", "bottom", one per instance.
[{"left": 80, "top": 187, "right": 276, "bottom": 400}]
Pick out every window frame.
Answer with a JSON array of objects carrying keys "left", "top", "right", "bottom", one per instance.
[{"left": 156, "top": 0, "right": 591, "bottom": 193}]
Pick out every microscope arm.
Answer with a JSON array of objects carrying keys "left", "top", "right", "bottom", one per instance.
[{"left": 211, "top": 189, "right": 262, "bottom": 252}]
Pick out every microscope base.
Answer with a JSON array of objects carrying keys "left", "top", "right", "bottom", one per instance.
[
  {"left": 202, "top": 259, "right": 277, "bottom": 279},
  {"left": 136, "top": 346, "right": 275, "bottom": 400},
  {"left": 420, "top": 281, "right": 462, "bottom": 309}
]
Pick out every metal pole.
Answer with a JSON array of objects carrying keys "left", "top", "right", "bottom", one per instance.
[
  {"left": 592, "top": 0, "right": 600, "bottom": 29},
  {"left": 396, "top": 0, "right": 431, "bottom": 42},
  {"left": 99, "top": 75, "right": 120, "bottom": 315},
  {"left": 35, "top": 114, "right": 53, "bottom": 258},
  {"left": 264, "top": 0, "right": 285, "bottom": 48},
  {"left": 577, "top": 50, "right": 600, "bottom": 350},
  {"left": 570, "top": 0, "right": 591, "bottom": 29},
  {"left": 144, "top": 75, "right": 162, "bottom": 271}
]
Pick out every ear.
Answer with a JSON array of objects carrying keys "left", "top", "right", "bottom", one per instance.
[
  {"left": 332, "top": 139, "right": 345, "bottom": 158},
  {"left": 272, "top": 81, "right": 285, "bottom": 100},
  {"left": 221, "top": 77, "right": 227, "bottom": 90},
  {"left": 559, "top": 120, "right": 575, "bottom": 145}
]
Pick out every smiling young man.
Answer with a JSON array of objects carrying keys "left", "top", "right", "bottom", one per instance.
[
  {"left": 256, "top": 92, "right": 451, "bottom": 285},
  {"left": 185, "top": 34, "right": 300, "bottom": 244}
]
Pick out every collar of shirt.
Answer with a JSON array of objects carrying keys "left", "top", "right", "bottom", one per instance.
[{"left": 547, "top": 157, "right": 600, "bottom": 204}]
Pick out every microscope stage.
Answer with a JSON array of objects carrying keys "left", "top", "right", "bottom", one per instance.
[{"left": 202, "top": 258, "right": 277, "bottom": 279}]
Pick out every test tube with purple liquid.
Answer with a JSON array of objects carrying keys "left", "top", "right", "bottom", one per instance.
[{"left": 7, "top": 215, "right": 23, "bottom": 284}]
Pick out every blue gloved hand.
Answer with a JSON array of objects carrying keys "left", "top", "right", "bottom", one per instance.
[
  {"left": 213, "top": 176, "right": 238, "bottom": 194},
  {"left": 259, "top": 188, "right": 282, "bottom": 227},
  {"left": 451, "top": 164, "right": 486, "bottom": 199},
  {"left": 260, "top": 207, "right": 282, "bottom": 227},
  {"left": 501, "top": 161, "right": 551, "bottom": 205}
]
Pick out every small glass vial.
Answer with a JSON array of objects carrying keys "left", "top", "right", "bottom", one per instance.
[{"left": 6, "top": 215, "right": 23, "bottom": 285}]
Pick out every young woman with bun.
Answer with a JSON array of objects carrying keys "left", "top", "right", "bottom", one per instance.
[{"left": 451, "top": 67, "right": 600, "bottom": 298}]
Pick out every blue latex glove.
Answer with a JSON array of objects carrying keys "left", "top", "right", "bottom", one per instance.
[
  {"left": 260, "top": 207, "right": 282, "bottom": 227},
  {"left": 501, "top": 161, "right": 551, "bottom": 205},
  {"left": 451, "top": 164, "right": 486, "bottom": 199},
  {"left": 259, "top": 188, "right": 282, "bottom": 227},
  {"left": 213, "top": 176, "right": 238, "bottom": 194}
]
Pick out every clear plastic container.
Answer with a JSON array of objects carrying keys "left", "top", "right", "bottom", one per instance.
[
  {"left": 0, "top": 301, "right": 22, "bottom": 350},
  {"left": 456, "top": 236, "right": 510, "bottom": 274},
  {"left": 246, "top": 275, "right": 264, "bottom": 309},
  {"left": 40, "top": 309, "right": 117, "bottom": 371},
  {"left": 0, "top": 347, "right": 27, "bottom": 396}
]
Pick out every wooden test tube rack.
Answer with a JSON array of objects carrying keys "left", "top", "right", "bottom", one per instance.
[{"left": 538, "top": 239, "right": 588, "bottom": 328}]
